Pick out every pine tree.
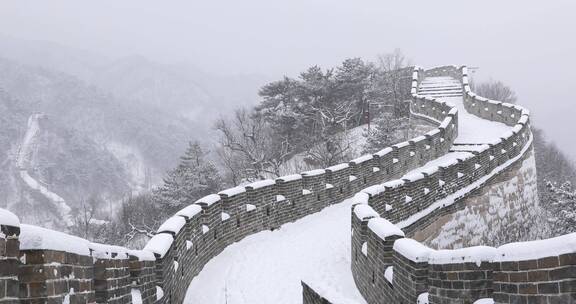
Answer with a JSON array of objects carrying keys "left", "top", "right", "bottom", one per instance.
[
  {"left": 544, "top": 180, "right": 576, "bottom": 235},
  {"left": 363, "top": 113, "right": 409, "bottom": 154},
  {"left": 155, "top": 141, "right": 222, "bottom": 213}
]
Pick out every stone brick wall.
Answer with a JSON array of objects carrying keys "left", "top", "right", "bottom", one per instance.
[
  {"left": 92, "top": 256, "right": 131, "bottom": 304},
  {"left": 353, "top": 204, "right": 576, "bottom": 304},
  {"left": 0, "top": 223, "right": 19, "bottom": 304},
  {"left": 427, "top": 257, "right": 494, "bottom": 303},
  {"left": 128, "top": 254, "right": 156, "bottom": 304},
  {"left": 392, "top": 239, "right": 431, "bottom": 304},
  {"left": 0, "top": 208, "right": 159, "bottom": 304},
  {"left": 492, "top": 249, "right": 576, "bottom": 303},
  {"left": 131, "top": 64, "right": 460, "bottom": 304},
  {"left": 18, "top": 249, "right": 95, "bottom": 303},
  {"left": 0, "top": 64, "right": 556, "bottom": 304},
  {"left": 349, "top": 66, "right": 575, "bottom": 304}
]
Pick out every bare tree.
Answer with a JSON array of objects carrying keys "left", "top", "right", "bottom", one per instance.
[
  {"left": 71, "top": 196, "right": 99, "bottom": 239},
  {"left": 117, "top": 193, "right": 161, "bottom": 247},
  {"left": 304, "top": 132, "right": 354, "bottom": 167},
  {"left": 474, "top": 80, "right": 517, "bottom": 104},
  {"left": 215, "top": 108, "right": 293, "bottom": 183},
  {"left": 374, "top": 49, "right": 412, "bottom": 107}
]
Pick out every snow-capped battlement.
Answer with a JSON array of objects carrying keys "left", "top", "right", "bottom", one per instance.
[
  {"left": 1, "top": 64, "right": 569, "bottom": 304},
  {"left": 350, "top": 66, "right": 575, "bottom": 304}
]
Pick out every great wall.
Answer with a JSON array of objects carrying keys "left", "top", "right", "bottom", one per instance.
[{"left": 0, "top": 66, "right": 574, "bottom": 304}]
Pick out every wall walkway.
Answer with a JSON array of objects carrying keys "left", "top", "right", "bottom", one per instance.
[{"left": 1, "top": 65, "right": 573, "bottom": 304}]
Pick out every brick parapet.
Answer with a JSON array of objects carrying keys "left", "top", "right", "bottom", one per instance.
[
  {"left": 0, "top": 64, "right": 556, "bottom": 304},
  {"left": 0, "top": 224, "right": 20, "bottom": 304},
  {"left": 350, "top": 66, "right": 575, "bottom": 304}
]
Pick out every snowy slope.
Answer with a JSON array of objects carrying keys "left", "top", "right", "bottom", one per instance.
[{"left": 183, "top": 198, "right": 366, "bottom": 304}]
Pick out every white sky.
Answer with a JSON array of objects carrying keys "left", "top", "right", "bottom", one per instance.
[{"left": 1, "top": 0, "right": 575, "bottom": 159}]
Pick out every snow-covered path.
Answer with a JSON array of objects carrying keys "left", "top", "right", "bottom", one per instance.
[
  {"left": 184, "top": 198, "right": 366, "bottom": 304},
  {"left": 17, "top": 114, "right": 73, "bottom": 226},
  {"left": 419, "top": 76, "right": 509, "bottom": 144},
  {"left": 183, "top": 75, "right": 514, "bottom": 303}
]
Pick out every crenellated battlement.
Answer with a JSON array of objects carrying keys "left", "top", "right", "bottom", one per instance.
[
  {"left": 348, "top": 66, "right": 575, "bottom": 304},
  {"left": 1, "top": 65, "right": 572, "bottom": 304}
]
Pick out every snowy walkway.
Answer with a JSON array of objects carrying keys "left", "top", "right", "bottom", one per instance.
[
  {"left": 419, "top": 77, "right": 509, "bottom": 144},
  {"left": 183, "top": 198, "right": 366, "bottom": 304},
  {"left": 183, "top": 76, "right": 513, "bottom": 304}
]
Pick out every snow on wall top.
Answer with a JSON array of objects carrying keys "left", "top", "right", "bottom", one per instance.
[
  {"left": 326, "top": 163, "right": 349, "bottom": 172},
  {"left": 393, "top": 238, "right": 434, "bottom": 263},
  {"left": 89, "top": 242, "right": 129, "bottom": 260},
  {"left": 429, "top": 246, "right": 497, "bottom": 266},
  {"left": 19, "top": 224, "right": 91, "bottom": 256},
  {"left": 128, "top": 249, "right": 156, "bottom": 261},
  {"left": 362, "top": 184, "right": 385, "bottom": 197},
  {"left": 157, "top": 216, "right": 187, "bottom": 235},
  {"left": 218, "top": 186, "right": 246, "bottom": 197},
  {"left": 367, "top": 218, "right": 405, "bottom": 240},
  {"left": 176, "top": 204, "right": 202, "bottom": 219},
  {"left": 0, "top": 208, "right": 20, "bottom": 228},
  {"left": 352, "top": 192, "right": 369, "bottom": 204},
  {"left": 196, "top": 193, "right": 222, "bottom": 205},
  {"left": 350, "top": 154, "right": 373, "bottom": 165},
  {"left": 375, "top": 147, "right": 393, "bottom": 157},
  {"left": 276, "top": 174, "right": 302, "bottom": 182},
  {"left": 495, "top": 232, "right": 576, "bottom": 262},
  {"left": 393, "top": 141, "right": 410, "bottom": 149},
  {"left": 301, "top": 169, "right": 326, "bottom": 177},
  {"left": 383, "top": 179, "right": 405, "bottom": 189},
  {"left": 246, "top": 179, "right": 275, "bottom": 190},
  {"left": 354, "top": 204, "right": 378, "bottom": 220},
  {"left": 143, "top": 233, "right": 174, "bottom": 258},
  {"left": 403, "top": 172, "right": 425, "bottom": 182}
]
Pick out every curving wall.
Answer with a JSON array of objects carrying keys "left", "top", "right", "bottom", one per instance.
[
  {"left": 350, "top": 66, "right": 576, "bottom": 304},
  {"left": 0, "top": 64, "right": 463, "bottom": 304},
  {"left": 1, "top": 64, "right": 571, "bottom": 304}
]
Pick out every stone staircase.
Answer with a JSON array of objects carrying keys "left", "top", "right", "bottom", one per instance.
[{"left": 418, "top": 76, "right": 463, "bottom": 98}]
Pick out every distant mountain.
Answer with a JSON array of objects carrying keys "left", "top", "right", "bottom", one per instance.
[
  {"left": 0, "top": 34, "right": 268, "bottom": 231},
  {"left": 0, "top": 33, "right": 267, "bottom": 127}
]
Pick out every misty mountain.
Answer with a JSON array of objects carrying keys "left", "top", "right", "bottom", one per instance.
[
  {"left": 0, "top": 34, "right": 267, "bottom": 124},
  {"left": 0, "top": 35, "right": 268, "bottom": 231}
]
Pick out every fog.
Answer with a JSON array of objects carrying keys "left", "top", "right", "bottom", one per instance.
[{"left": 1, "top": 0, "right": 575, "bottom": 159}]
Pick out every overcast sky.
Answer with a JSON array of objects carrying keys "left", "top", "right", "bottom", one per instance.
[{"left": 1, "top": 0, "right": 575, "bottom": 159}]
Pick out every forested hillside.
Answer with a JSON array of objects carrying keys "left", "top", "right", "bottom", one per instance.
[{"left": 0, "top": 35, "right": 266, "bottom": 232}]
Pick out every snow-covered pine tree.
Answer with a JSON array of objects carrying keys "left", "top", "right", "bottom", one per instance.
[
  {"left": 544, "top": 180, "right": 576, "bottom": 235},
  {"left": 155, "top": 141, "right": 222, "bottom": 213}
]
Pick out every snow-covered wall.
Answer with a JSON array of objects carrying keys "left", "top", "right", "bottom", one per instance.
[
  {"left": 2, "top": 64, "right": 569, "bottom": 304},
  {"left": 350, "top": 66, "right": 575, "bottom": 304},
  {"left": 0, "top": 210, "right": 157, "bottom": 304},
  {"left": 0, "top": 209, "right": 20, "bottom": 303},
  {"left": 0, "top": 64, "right": 459, "bottom": 304}
]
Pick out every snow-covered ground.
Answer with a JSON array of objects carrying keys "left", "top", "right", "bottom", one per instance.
[
  {"left": 16, "top": 114, "right": 73, "bottom": 226},
  {"left": 183, "top": 76, "right": 518, "bottom": 303},
  {"left": 183, "top": 198, "right": 366, "bottom": 304}
]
